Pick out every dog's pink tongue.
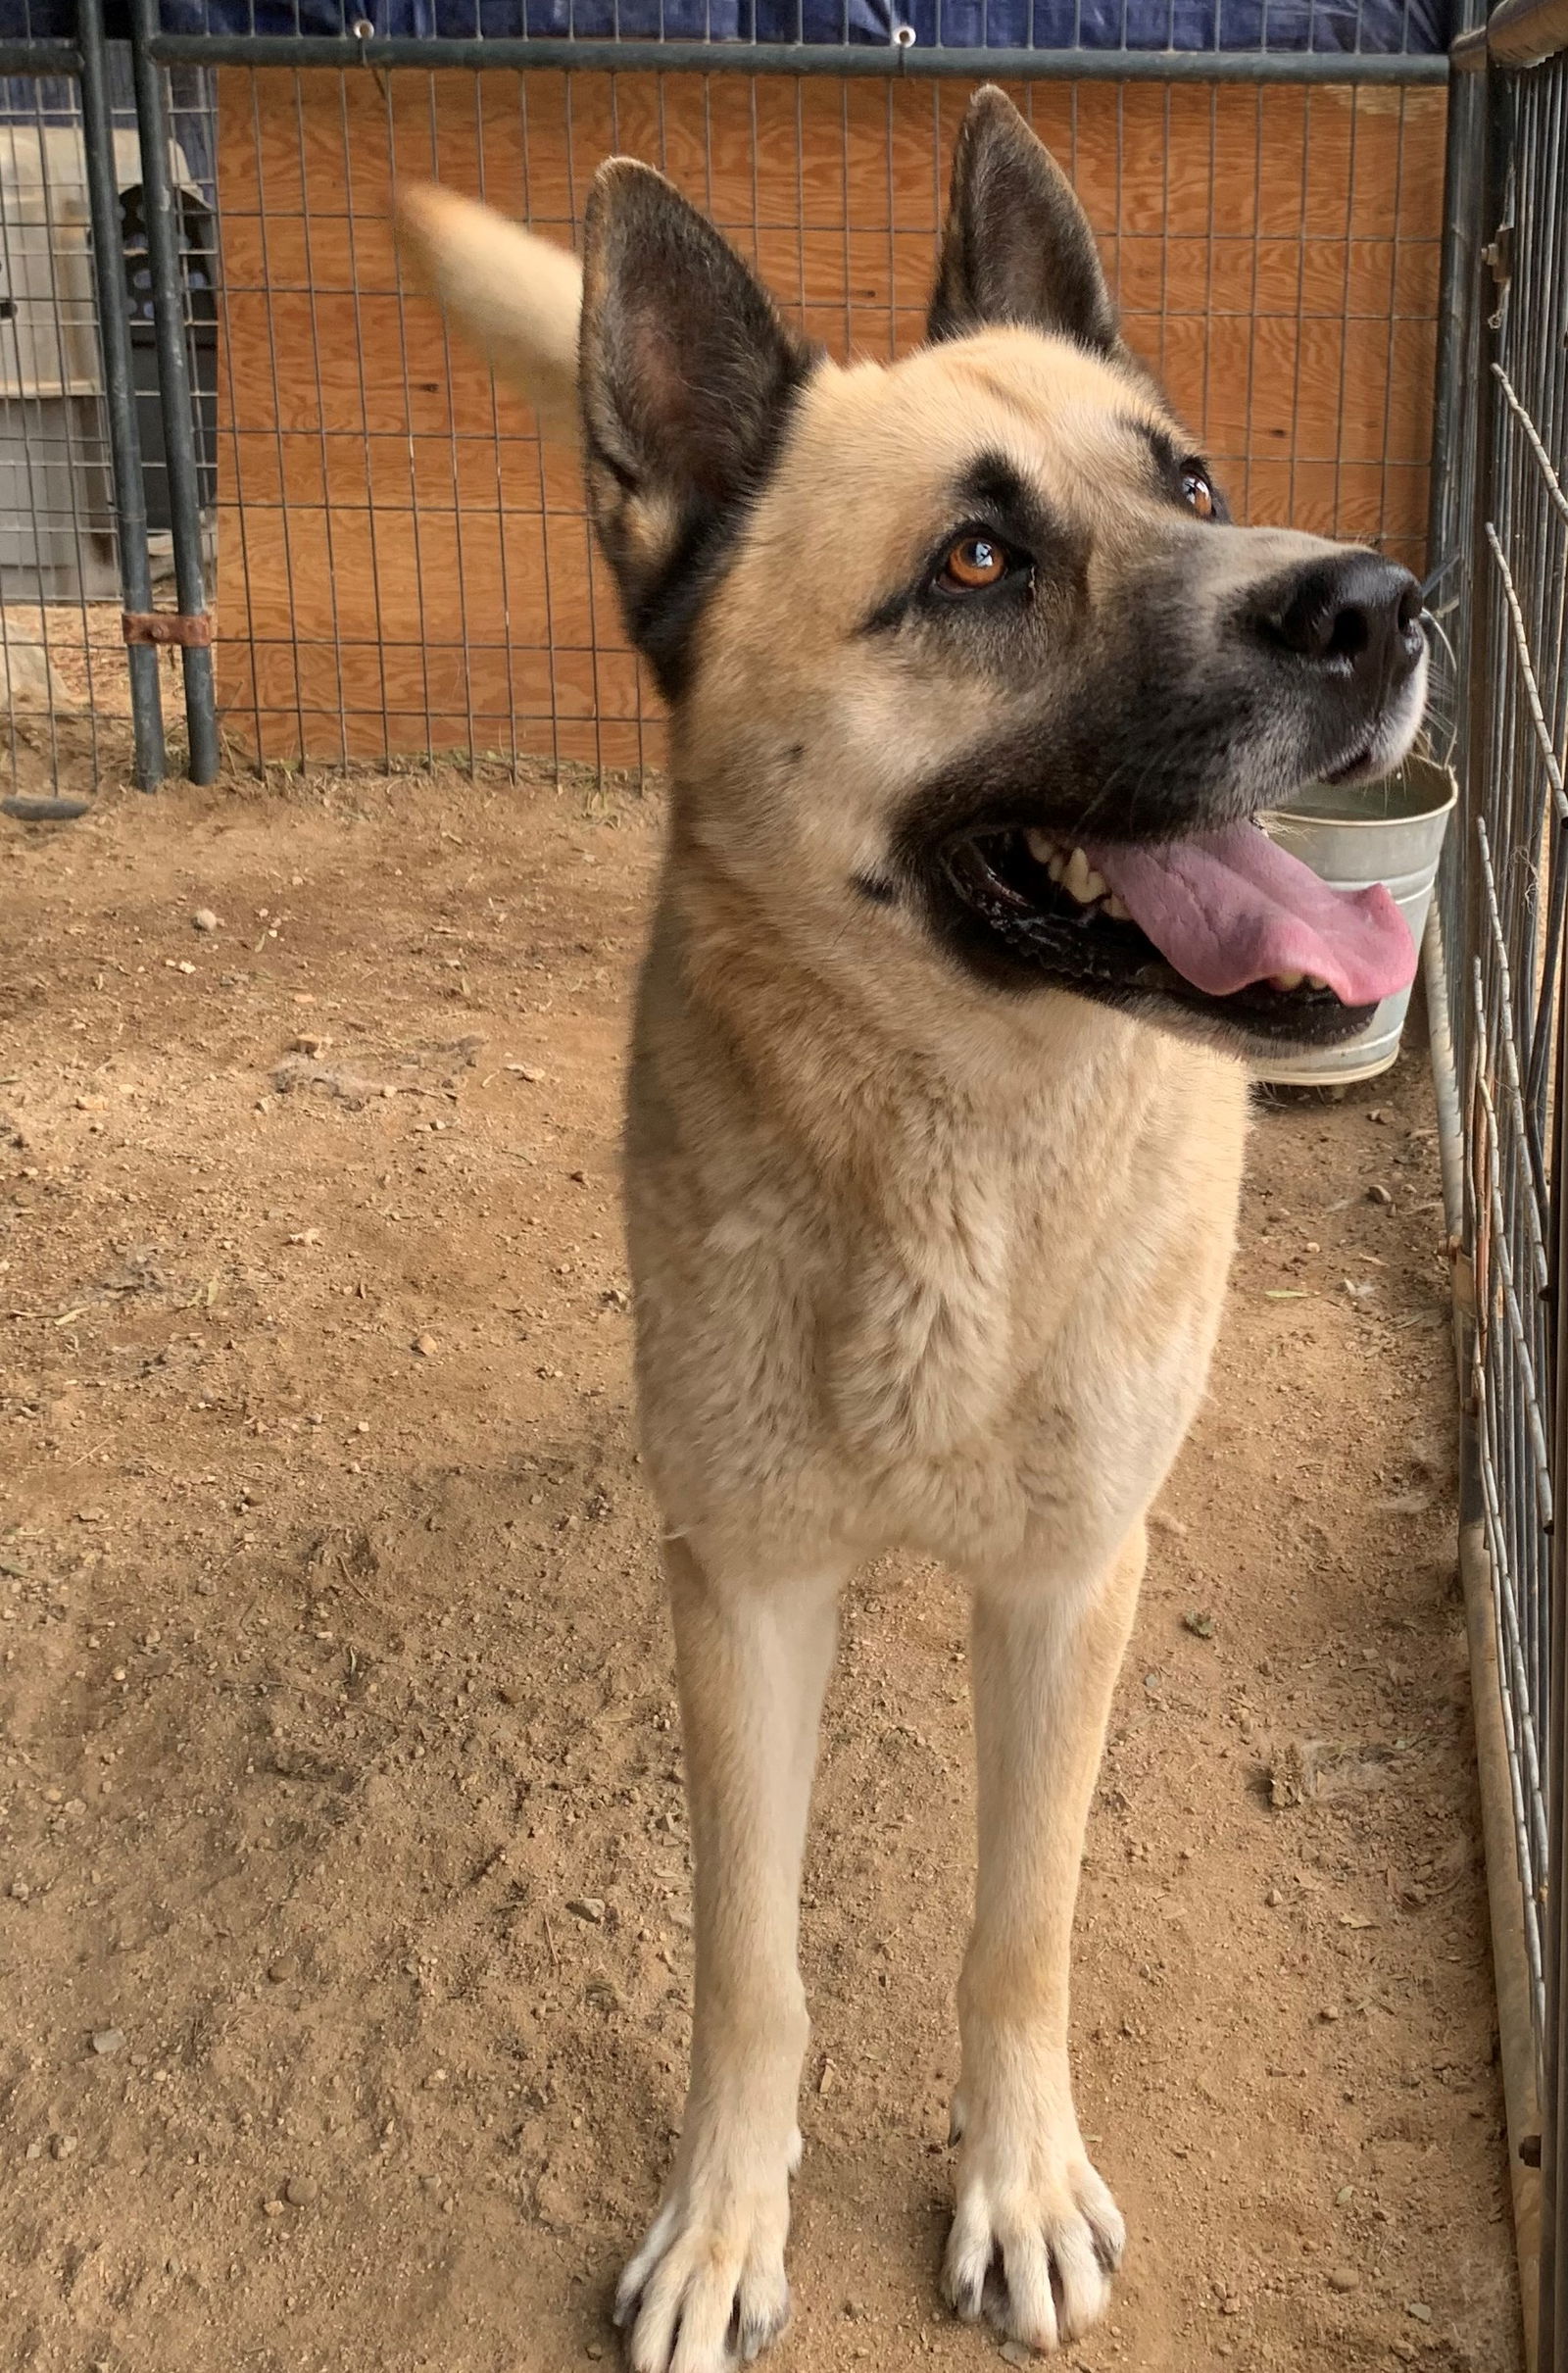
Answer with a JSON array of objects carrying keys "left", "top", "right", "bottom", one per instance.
[{"left": 1084, "top": 821, "right": 1417, "bottom": 1005}]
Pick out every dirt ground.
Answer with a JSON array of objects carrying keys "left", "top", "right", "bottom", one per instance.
[{"left": 1, "top": 758, "right": 1522, "bottom": 2373}]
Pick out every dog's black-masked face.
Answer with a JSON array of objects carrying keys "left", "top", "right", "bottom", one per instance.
[
  {"left": 877, "top": 457, "right": 1426, "bottom": 1050},
  {"left": 567, "top": 86, "right": 1427, "bottom": 1059}
]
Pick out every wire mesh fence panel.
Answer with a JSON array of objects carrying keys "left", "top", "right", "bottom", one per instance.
[
  {"left": 1423, "top": 20, "right": 1568, "bottom": 2358},
  {"left": 1434, "top": 36, "right": 1568, "bottom": 2055},
  {"left": 203, "top": 62, "right": 1447, "bottom": 774}
]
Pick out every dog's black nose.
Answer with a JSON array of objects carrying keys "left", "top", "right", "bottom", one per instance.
[{"left": 1254, "top": 552, "right": 1423, "bottom": 682}]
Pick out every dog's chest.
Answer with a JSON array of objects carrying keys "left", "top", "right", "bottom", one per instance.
[
  {"left": 822, "top": 1157, "right": 1228, "bottom": 1562},
  {"left": 629, "top": 1006, "right": 1246, "bottom": 1574}
]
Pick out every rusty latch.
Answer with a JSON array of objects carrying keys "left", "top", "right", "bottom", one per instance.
[{"left": 122, "top": 611, "right": 213, "bottom": 649}]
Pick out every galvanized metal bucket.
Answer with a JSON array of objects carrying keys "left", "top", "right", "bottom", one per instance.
[{"left": 1251, "top": 753, "right": 1457, "bottom": 1088}]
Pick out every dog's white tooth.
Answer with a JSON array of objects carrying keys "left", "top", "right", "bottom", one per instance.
[
  {"left": 1270, "top": 970, "right": 1305, "bottom": 991},
  {"left": 1048, "top": 854, "right": 1066, "bottom": 883},
  {"left": 1024, "top": 827, "right": 1056, "bottom": 865},
  {"left": 1062, "top": 848, "right": 1108, "bottom": 906},
  {"left": 1304, "top": 972, "right": 1330, "bottom": 991},
  {"left": 1104, "top": 894, "right": 1131, "bottom": 921}
]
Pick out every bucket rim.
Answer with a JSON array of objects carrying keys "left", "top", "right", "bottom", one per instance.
[{"left": 1261, "top": 773, "right": 1451, "bottom": 840}]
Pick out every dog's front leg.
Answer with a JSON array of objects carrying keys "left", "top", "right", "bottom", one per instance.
[
  {"left": 616, "top": 1537, "right": 842, "bottom": 2373},
  {"left": 945, "top": 1521, "right": 1145, "bottom": 2355}
]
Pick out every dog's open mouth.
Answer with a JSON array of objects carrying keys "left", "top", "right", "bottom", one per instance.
[{"left": 943, "top": 816, "right": 1418, "bottom": 1047}]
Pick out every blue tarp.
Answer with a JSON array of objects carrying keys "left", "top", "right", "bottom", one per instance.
[{"left": 0, "top": 0, "right": 1450, "bottom": 48}]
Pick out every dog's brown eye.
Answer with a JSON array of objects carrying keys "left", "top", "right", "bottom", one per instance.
[
  {"left": 940, "top": 534, "right": 1008, "bottom": 591},
  {"left": 1182, "top": 470, "right": 1217, "bottom": 521}
]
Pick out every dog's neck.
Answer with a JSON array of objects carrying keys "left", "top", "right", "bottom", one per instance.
[{"left": 657, "top": 833, "right": 1178, "bottom": 1175}]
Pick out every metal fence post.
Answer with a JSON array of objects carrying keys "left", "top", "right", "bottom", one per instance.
[
  {"left": 125, "top": 0, "right": 220, "bottom": 784},
  {"left": 75, "top": 0, "right": 166, "bottom": 791}
]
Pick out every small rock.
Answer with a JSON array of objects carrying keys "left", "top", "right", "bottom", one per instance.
[
  {"left": 1367, "top": 1183, "right": 1393, "bottom": 1206},
  {"left": 91, "top": 2028, "right": 124, "bottom": 2055},
  {"left": 1318, "top": 2004, "right": 1341, "bottom": 2024},
  {"left": 565, "top": 1897, "right": 606, "bottom": 1925},
  {"left": 284, "top": 2173, "right": 318, "bottom": 2206},
  {"left": 414, "top": 1334, "right": 438, "bottom": 1358},
  {"left": 8, "top": 1878, "right": 29, "bottom": 1902},
  {"left": 263, "top": 2199, "right": 285, "bottom": 2217},
  {"left": 50, "top": 2133, "right": 77, "bottom": 2159},
  {"left": 1001, "top": 2347, "right": 1034, "bottom": 2368},
  {"left": 1182, "top": 1609, "right": 1215, "bottom": 1639},
  {"left": 585, "top": 2348, "right": 604, "bottom": 2364},
  {"left": 192, "top": 909, "right": 220, "bottom": 933},
  {"left": 817, "top": 2057, "right": 837, "bottom": 2098},
  {"left": 1335, "top": 2185, "right": 1355, "bottom": 2206},
  {"left": 1265, "top": 1887, "right": 1283, "bottom": 1907},
  {"left": 1326, "top": 2267, "right": 1359, "bottom": 2293},
  {"left": 267, "top": 1955, "right": 297, "bottom": 1984},
  {"left": 1406, "top": 2302, "right": 1432, "bottom": 2324}
]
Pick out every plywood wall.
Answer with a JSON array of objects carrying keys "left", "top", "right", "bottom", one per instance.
[{"left": 213, "top": 66, "right": 1446, "bottom": 768}]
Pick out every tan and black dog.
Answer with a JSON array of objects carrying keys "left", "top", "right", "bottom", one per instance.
[{"left": 398, "top": 92, "right": 1425, "bottom": 2370}]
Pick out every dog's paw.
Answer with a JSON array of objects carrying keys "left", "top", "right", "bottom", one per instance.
[
  {"left": 613, "top": 2143, "right": 797, "bottom": 2373},
  {"left": 942, "top": 2097, "right": 1124, "bottom": 2355}
]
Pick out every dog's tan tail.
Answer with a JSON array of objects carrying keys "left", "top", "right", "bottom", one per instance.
[{"left": 393, "top": 184, "right": 582, "bottom": 442}]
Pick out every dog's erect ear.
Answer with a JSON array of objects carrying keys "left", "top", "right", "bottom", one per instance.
[
  {"left": 394, "top": 184, "right": 583, "bottom": 442},
  {"left": 927, "top": 86, "right": 1118, "bottom": 355},
  {"left": 579, "top": 158, "right": 812, "bottom": 681}
]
